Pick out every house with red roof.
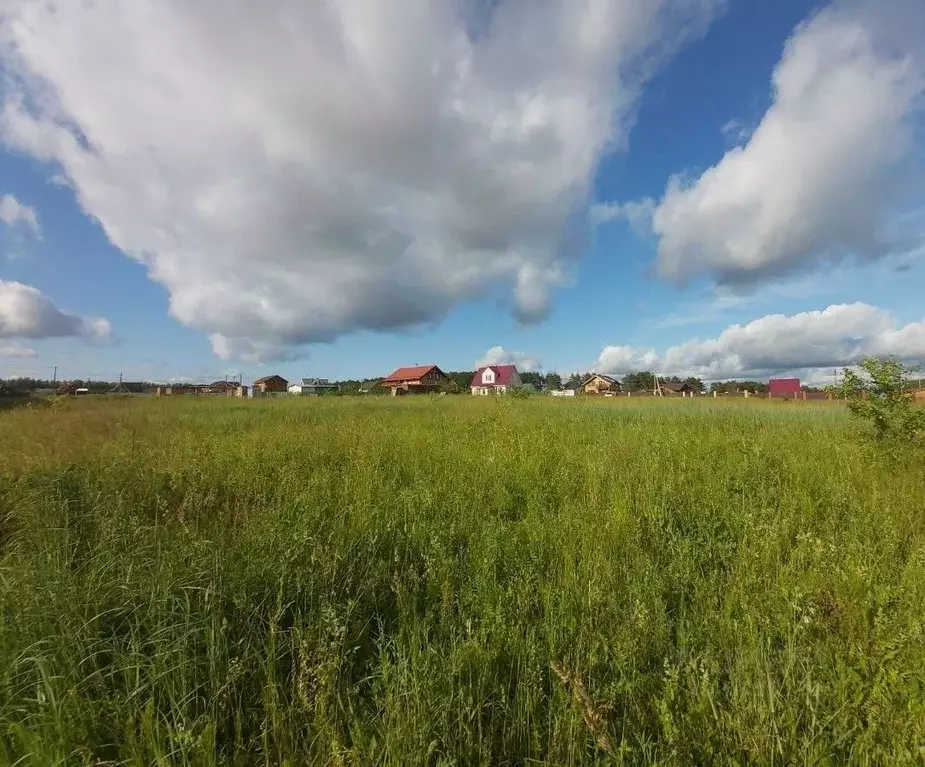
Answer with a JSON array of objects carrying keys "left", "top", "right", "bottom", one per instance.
[
  {"left": 470, "top": 364, "right": 522, "bottom": 395},
  {"left": 382, "top": 364, "right": 450, "bottom": 395}
]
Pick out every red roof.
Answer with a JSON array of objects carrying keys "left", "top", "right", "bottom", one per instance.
[
  {"left": 768, "top": 377, "right": 801, "bottom": 394},
  {"left": 383, "top": 365, "right": 439, "bottom": 384},
  {"left": 470, "top": 365, "right": 517, "bottom": 388}
]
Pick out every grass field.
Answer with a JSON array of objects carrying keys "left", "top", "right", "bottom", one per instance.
[{"left": 1, "top": 395, "right": 923, "bottom": 765}]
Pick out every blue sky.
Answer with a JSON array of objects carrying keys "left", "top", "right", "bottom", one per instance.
[{"left": 1, "top": 0, "right": 924, "bottom": 385}]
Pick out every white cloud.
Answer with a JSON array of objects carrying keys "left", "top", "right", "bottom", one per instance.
[
  {"left": 594, "top": 302, "right": 925, "bottom": 380},
  {"left": 589, "top": 197, "right": 654, "bottom": 234},
  {"left": 719, "top": 118, "right": 751, "bottom": 144},
  {"left": 477, "top": 344, "right": 540, "bottom": 372},
  {"left": 0, "top": 280, "right": 111, "bottom": 341},
  {"left": 0, "top": 193, "right": 40, "bottom": 235},
  {"left": 594, "top": 345, "right": 660, "bottom": 374},
  {"left": 648, "top": 0, "right": 925, "bottom": 283},
  {"left": 0, "top": 0, "right": 723, "bottom": 362},
  {"left": 0, "top": 344, "right": 37, "bottom": 358}
]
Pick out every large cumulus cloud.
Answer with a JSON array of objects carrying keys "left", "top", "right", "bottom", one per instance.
[
  {"left": 594, "top": 303, "right": 925, "bottom": 380},
  {"left": 0, "top": 280, "right": 111, "bottom": 341},
  {"left": 608, "top": 0, "right": 925, "bottom": 285},
  {"left": 0, "top": 0, "right": 723, "bottom": 362}
]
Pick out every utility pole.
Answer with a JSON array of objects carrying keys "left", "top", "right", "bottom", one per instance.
[{"left": 53, "top": 366, "right": 57, "bottom": 384}]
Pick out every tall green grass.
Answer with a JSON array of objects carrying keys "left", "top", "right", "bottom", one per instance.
[{"left": 1, "top": 396, "right": 923, "bottom": 764}]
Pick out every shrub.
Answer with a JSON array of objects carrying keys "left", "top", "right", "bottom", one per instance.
[{"left": 838, "top": 357, "right": 925, "bottom": 442}]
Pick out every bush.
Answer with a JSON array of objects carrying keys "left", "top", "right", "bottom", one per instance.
[{"left": 838, "top": 357, "right": 925, "bottom": 442}]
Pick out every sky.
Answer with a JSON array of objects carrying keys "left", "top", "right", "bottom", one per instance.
[{"left": 1, "top": 0, "right": 924, "bottom": 386}]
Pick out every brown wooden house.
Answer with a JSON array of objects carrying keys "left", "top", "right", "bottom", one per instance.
[
  {"left": 580, "top": 373, "right": 621, "bottom": 395},
  {"left": 382, "top": 365, "right": 450, "bottom": 395},
  {"left": 658, "top": 381, "right": 695, "bottom": 397},
  {"left": 253, "top": 374, "right": 289, "bottom": 394},
  {"left": 203, "top": 380, "right": 240, "bottom": 395}
]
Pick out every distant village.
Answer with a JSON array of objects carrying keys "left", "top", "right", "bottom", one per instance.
[{"left": 3, "top": 363, "right": 867, "bottom": 401}]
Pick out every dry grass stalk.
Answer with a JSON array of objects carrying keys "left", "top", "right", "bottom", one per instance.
[{"left": 550, "top": 660, "right": 613, "bottom": 754}]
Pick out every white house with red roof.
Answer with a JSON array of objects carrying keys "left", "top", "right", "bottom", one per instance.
[{"left": 470, "top": 364, "right": 522, "bottom": 395}]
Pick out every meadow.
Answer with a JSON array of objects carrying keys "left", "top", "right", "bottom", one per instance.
[{"left": 0, "top": 395, "right": 923, "bottom": 765}]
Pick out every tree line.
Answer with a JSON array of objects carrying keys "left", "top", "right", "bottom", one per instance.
[
  {"left": 0, "top": 377, "right": 130, "bottom": 393},
  {"left": 3, "top": 372, "right": 833, "bottom": 396},
  {"left": 334, "top": 371, "right": 710, "bottom": 393}
]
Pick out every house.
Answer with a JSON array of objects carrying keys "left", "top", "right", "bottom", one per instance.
[
  {"left": 382, "top": 365, "right": 450, "bottom": 395},
  {"left": 202, "top": 380, "right": 240, "bottom": 395},
  {"left": 201, "top": 381, "right": 248, "bottom": 397},
  {"left": 580, "top": 373, "right": 621, "bottom": 395},
  {"left": 288, "top": 377, "right": 339, "bottom": 395},
  {"left": 253, "top": 374, "right": 289, "bottom": 394},
  {"left": 156, "top": 383, "right": 204, "bottom": 396},
  {"left": 768, "top": 377, "right": 801, "bottom": 398},
  {"left": 470, "top": 365, "right": 522, "bottom": 395},
  {"left": 658, "top": 381, "right": 695, "bottom": 397},
  {"left": 109, "top": 380, "right": 148, "bottom": 394}
]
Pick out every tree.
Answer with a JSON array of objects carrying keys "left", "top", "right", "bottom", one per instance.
[
  {"left": 565, "top": 373, "right": 583, "bottom": 390},
  {"left": 545, "top": 372, "right": 562, "bottom": 391},
  {"left": 837, "top": 357, "right": 925, "bottom": 442},
  {"left": 622, "top": 371, "right": 655, "bottom": 391},
  {"left": 444, "top": 371, "right": 476, "bottom": 393},
  {"left": 683, "top": 376, "right": 705, "bottom": 394},
  {"left": 519, "top": 371, "right": 543, "bottom": 387},
  {"left": 334, "top": 380, "right": 362, "bottom": 394},
  {"left": 2, "top": 377, "right": 57, "bottom": 391},
  {"left": 710, "top": 380, "right": 767, "bottom": 395}
]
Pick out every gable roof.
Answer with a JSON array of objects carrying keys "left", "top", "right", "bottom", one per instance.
[
  {"left": 254, "top": 374, "right": 288, "bottom": 385},
  {"left": 581, "top": 373, "right": 620, "bottom": 387},
  {"left": 470, "top": 365, "right": 517, "bottom": 388},
  {"left": 297, "top": 377, "right": 337, "bottom": 387},
  {"left": 383, "top": 365, "right": 441, "bottom": 383},
  {"left": 110, "top": 381, "right": 147, "bottom": 394},
  {"left": 660, "top": 381, "right": 692, "bottom": 392}
]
